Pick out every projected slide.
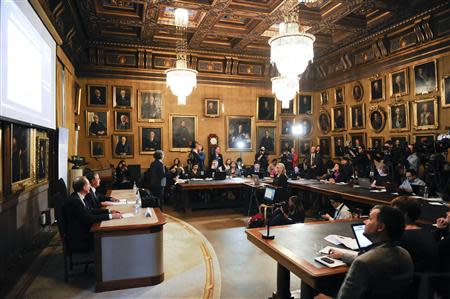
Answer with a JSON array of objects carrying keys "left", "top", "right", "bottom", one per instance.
[{"left": 1, "top": 0, "right": 56, "bottom": 129}]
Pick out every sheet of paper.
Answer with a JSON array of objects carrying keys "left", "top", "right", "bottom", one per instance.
[
  {"left": 110, "top": 201, "right": 130, "bottom": 205},
  {"left": 325, "top": 235, "right": 358, "bottom": 250},
  {"left": 324, "top": 234, "right": 342, "bottom": 245},
  {"left": 428, "top": 202, "right": 446, "bottom": 206},
  {"left": 121, "top": 213, "right": 135, "bottom": 218},
  {"left": 320, "top": 246, "right": 358, "bottom": 256}
]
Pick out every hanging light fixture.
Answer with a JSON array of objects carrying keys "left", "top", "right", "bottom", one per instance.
[
  {"left": 268, "top": 5, "right": 315, "bottom": 79},
  {"left": 271, "top": 75, "right": 299, "bottom": 109},
  {"left": 165, "top": 8, "right": 198, "bottom": 105}
]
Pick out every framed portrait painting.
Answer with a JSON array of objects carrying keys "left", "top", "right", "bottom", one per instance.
[
  {"left": 349, "top": 104, "right": 365, "bottom": 130},
  {"left": 331, "top": 106, "right": 346, "bottom": 132},
  {"left": 298, "top": 117, "right": 313, "bottom": 137},
  {"left": 114, "top": 110, "right": 132, "bottom": 131},
  {"left": 369, "top": 137, "right": 384, "bottom": 151},
  {"left": 441, "top": 75, "right": 450, "bottom": 107},
  {"left": 320, "top": 90, "right": 328, "bottom": 105},
  {"left": 280, "top": 99, "right": 295, "bottom": 115},
  {"left": 414, "top": 134, "right": 435, "bottom": 145},
  {"left": 335, "top": 86, "right": 344, "bottom": 104},
  {"left": 112, "top": 134, "right": 134, "bottom": 158},
  {"left": 169, "top": 115, "right": 197, "bottom": 151},
  {"left": 370, "top": 76, "right": 385, "bottom": 101},
  {"left": 413, "top": 61, "right": 437, "bottom": 95},
  {"left": 298, "top": 94, "right": 313, "bottom": 114},
  {"left": 90, "top": 140, "right": 105, "bottom": 158},
  {"left": 256, "top": 126, "right": 276, "bottom": 154},
  {"left": 368, "top": 105, "right": 386, "bottom": 133},
  {"left": 226, "top": 116, "right": 254, "bottom": 151},
  {"left": 352, "top": 81, "right": 364, "bottom": 101},
  {"left": 137, "top": 90, "right": 163, "bottom": 122},
  {"left": 36, "top": 133, "right": 49, "bottom": 184},
  {"left": 318, "top": 110, "right": 331, "bottom": 134},
  {"left": 349, "top": 132, "right": 366, "bottom": 147},
  {"left": 280, "top": 138, "right": 295, "bottom": 154},
  {"left": 87, "top": 85, "right": 107, "bottom": 107},
  {"left": 299, "top": 139, "right": 312, "bottom": 156},
  {"left": 86, "top": 110, "right": 108, "bottom": 137},
  {"left": 391, "top": 135, "right": 409, "bottom": 147},
  {"left": 318, "top": 136, "right": 331, "bottom": 156},
  {"left": 281, "top": 117, "right": 295, "bottom": 136},
  {"left": 333, "top": 135, "right": 346, "bottom": 157},
  {"left": 257, "top": 96, "right": 276, "bottom": 121},
  {"left": 389, "top": 68, "right": 408, "bottom": 97},
  {"left": 139, "top": 127, "right": 162, "bottom": 154},
  {"left": 388, "top": 102, "right": 409, "bottom": 132},
  {"left": 11, "top": 124, "right": 35, "bottom": 192},
  {"left": 113, "top": 86, "right": 133, "bottom": 108},
  {"left": 412, "top": 98, "right": 438, "bottom": 130},
  {"left": 205, "top": 98, "right": 220, "bottom": 117}
]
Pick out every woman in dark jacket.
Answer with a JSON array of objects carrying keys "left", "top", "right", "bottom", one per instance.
[
  {"left": 269, "top": 196, "right": 305, "bottom": 226},
  {"left": 149, "top": 150, "right": 167, "bottom": 209},
  {"left": 273, "top": 163, "right": 288, "bottom": 188}
]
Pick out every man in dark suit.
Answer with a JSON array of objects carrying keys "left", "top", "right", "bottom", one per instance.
[
  {"left": 85, "top": 172, "right": 119, "bottom": 209},
  {"left": 65, "top": 176, "right": 121, "bottom": 252}
]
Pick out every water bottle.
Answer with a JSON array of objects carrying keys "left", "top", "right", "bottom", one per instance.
[
  {"left": 133, "top": 181, "right": 137, "bottom": 194},
  {"left": 423, "top": 186, "right": 429, "bottom": 199}
]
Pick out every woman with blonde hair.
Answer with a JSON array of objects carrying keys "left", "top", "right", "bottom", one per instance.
[{"left": 273, "top": 162, "right": 288, "bottom": 188}]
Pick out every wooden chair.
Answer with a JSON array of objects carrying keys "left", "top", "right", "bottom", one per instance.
[{"left": 53, "top": 181, "right": 93, "bottom": 282}]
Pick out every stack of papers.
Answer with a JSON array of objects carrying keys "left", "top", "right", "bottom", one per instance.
[
  {"left": 324, "top": 234, "right": 359, "bottom": 250},
  {"left": 319, "top": 246, "right": 358, "bottom": 256}
]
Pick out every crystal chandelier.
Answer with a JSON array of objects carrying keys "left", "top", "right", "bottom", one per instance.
[
  {"left": 268, "top": 6, "right": 315, "bottom": 79},
  {"left": 271, "top": 76, "right": 299, "bottom": 109},
  {"left": 165, "top": 8, "right": 198, "bottom": 105}
]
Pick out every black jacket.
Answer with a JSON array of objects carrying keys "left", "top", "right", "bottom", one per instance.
[
  {"left": 149, "top": 159, "right": 167, "bottom": 196},
  {"left": 84, "top": 188, "right": 111, "bottom": 209},
  {"left": 273, "top": 174, "right": 288, "bottom": 188},
  {"left": 64, "top": 192, "right": 110, "bottom": 251}
]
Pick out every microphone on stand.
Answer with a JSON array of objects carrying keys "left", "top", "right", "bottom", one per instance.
[{"left": 262, "top": 213, "right": 275, "bottom": 240}]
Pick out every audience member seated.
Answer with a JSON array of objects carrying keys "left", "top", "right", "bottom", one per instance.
[
  {"left": 317, "top": 206, "right": 413, "bottom": 299},
  {"left": 85, "top": 172, "right": 119, "bottom": 209},
  {"left": 65, "top": 176, "right": 122, "bottom": 252},
  {"left": 398, "top": 169, "right": 426, "bottom": 193},
  {"left": 248, "top": 162, "right": 263, "bottom": 177},
  {"left": 188, "top": 163, "right": 203, "bottom": 179},
  {"left": 272, "top": 163, "right": 288, "bottom": 188},
  {"left": 207, "top": 159, "right": 223, "bottom": 178},
  {"left": 236, "top": 157, "right": 244, "bottom": 173},
  {"left": 392, "top": 196, "right": 438, "bottom": 272},
  {"left": 340, "top": 157, "right": 353, "bottom": 182},
  {"left": 113, "top": 160, "right": 133, "bottom": 189},
  {"left": 224, "top": 158, "right": 232, "bottom": 171},
  {"left": 169, "top": 158, "right": 187, "bottom": 180},
  {"left": 320, "top": 195, "right": 352, "bottom": 221},
  {"left": 322, "top": 163, "right": 348, "bottom": 184},
  {"left": 267, "top": 159, "right": 278, "bottom": 177},
  {"left": 226, "top": 161, "right": 241, "bottom": 177},
  {"left": 371, "top": 164, "right": 391, "bottom": 189},
  {"left": 269, "top": 196, "right": 305, "bottom": 226},
  {"left": 435, "top": 211, "right": 450, "bottom": 271}
]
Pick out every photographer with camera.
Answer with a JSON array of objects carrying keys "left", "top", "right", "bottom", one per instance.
[
  {"left": 352, "top": 146, "right": 370, "bottom": 178},
  {"left": 269, "top": 195, "right": 305, "bottom": 226}
]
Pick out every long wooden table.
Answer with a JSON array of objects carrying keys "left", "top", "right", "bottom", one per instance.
[
  {"left": 91, "top": 189, "right": 166, "bottom": 292},
  {"left": 246, "top": 220, "right": 359, "bottom": 299}
]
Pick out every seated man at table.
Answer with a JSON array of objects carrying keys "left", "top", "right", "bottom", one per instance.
[
  {"left": 247, "top": 162, "right": 264, "bottom": 178},
  {"left": 206, "top": 159, "right": 223, "bottom": 178},
  {"left": 316, "top": 205, "right": 413, "bottom": 299},
  {"left": 65, "top": 176, "right": 122, "bottom": 252},
  {"left": 398, "top": 169, "right": 426, "bottom": 193},
  {"left": 370, "top": 164, "right": 391, "bottom": 189},
  {"left": 85, "top": 171, "right": 119, "bottom": 209},
  {"left": 320, "top": 195, "right": 352, "bottom": 221}
]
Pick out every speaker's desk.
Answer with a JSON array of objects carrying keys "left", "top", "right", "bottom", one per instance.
[{"left": 91, "top": 189, "right": 166, "bottom": 292}]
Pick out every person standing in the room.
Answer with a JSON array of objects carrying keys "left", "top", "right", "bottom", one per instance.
[
  {"left": 254, "top": 146, "right": 268, "bottom": 174},
  {"left": 149, "top": 150, "right": 167, "bottom": 209},
  {"left": 197, "top": 143, "right": 206, "bottom": 172}
]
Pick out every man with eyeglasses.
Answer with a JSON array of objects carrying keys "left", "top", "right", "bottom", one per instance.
[{"left": 398, "top": 169, "right": 426, "bottom": 193}]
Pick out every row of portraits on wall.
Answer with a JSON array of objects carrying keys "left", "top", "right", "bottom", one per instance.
[
  {"left": 319, "top": 60, "right": 450, "bottom": 106},
  {"left": 8, "top": 124, "right": 49, "bottom": 194},
  {"left": 315, "top": 97, "right": 440, "bottom": 135}
]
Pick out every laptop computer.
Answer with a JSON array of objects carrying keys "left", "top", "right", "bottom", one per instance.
[
  {"left": 358, "top": 178, "right": 372, "bottom": 190},
  {"left": 263, "top": 187, "right": 276, "bottom": 204},
  {"left": 411, "top": 184, "right": 425, "bottom": 196},
  {"left": 351, "top": 223, "right": 373, "bottom": 252},
  {"left": 252, "top": 174, "right": 261, "bottom": 186}
]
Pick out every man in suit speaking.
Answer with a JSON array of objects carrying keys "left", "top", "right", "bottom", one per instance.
[{"left": 65, "top": 176, "right": 122, "bottom": 252}]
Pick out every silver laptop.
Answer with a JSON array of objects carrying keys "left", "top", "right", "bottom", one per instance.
[
  {"left": 351, "top": 223, "right": 373, "bottom": 252},
  {"left": 252, "top": 174, "right": 260, "bottom": 186},
  {"left": 358, "top": 178, "right": 372, "bottom": 190}
]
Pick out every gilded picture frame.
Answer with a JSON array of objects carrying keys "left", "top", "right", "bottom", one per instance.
[
  {"left": 139, "top": 126, "right": 163, "bottom": 155},
  {"left": 368, "top": 105, "right": 386, "bottom": 133},
  {"left": 369, "top": 136, "right": 384, "bottom": 151},
  {"left": 113, "top": 85, "right": 133, "bottom": 108},
  {"left": 280, "top": 97, "right": 295, "bottom": 115},
  {"left": 257, "top": 96, "right": 276, "bottom": 121},
  {"left": 298, "top": 94, "right": 313, "bottom": 115},
  {"left": 112, "top": 134, "right": 134, "bottom": 158},
  {"left": 280, "top": 117, "right": 295, "bottom": 136},
  {"left": 318, "top": 136, "right": 331, "bottom": 157},
  {"left": 331, "top": 105, "right": 347, "bottom": 132},
  {"left": 349, "top": 104, "right": 366, "bottom": 130},
  {"left": 335, "top": 86, "right": 345, "bottom": 104},
  {"left": 352, "top": 81, "right": 364, "bottom": 102},
  {"left": 412, "top": 97, "right": 439, "bottom": 130},
  {"left": 280, "top": 138, "right": 296, "bottom": 154},
  {"left": 205, "top": 98, "right": 220, "bottom": 118},
  {"left": 169, "top": 114, "right": 198, "bottom": 152},
  {"left": 74, "top": 84, "right": 82, "bottom": 115},
  {"left": 226, "top": 116, "right": 254, "bottom": 152},
  {"left": 391, "top": 135, "right": 410, "bottom": 146},
  {"left": 90, "top": 140, "right": 105, "bottom": 158},
  {"left": 87, "top": 84, "right": 108, "bottom": 107},
  {"left": 114, "top": 110, "right": 132, "bottom": 132},
  {"left": 318, "top": 110, "right": 331, "bottom": 134},
  {"left": 298, "top": 116, "right": 313, "bottom": 137},
  {"left": 389, "top": 68, "right": 409, "bottom": 98},
  {"left": 441, "top": 75, "right": 450, "bottom": 107},
  {"left": 370, "top": 76, "right": 385, "bottom": 102},
  {"left": 137, "top": 90, "right": 163, "bottom": 122},
  {"left": 86, "top": 110, "right": 109, "bottom": 137},
  {"left": 256, "top": 126, "right": 276, "bottom": 155},
  {"left": 349, "top": 132, "right": 367, "bottom": 148},
  {"left": 36, "top": 133, "right": 49, "bottom": 185},
  {"left": 11, "top": 124, "right": 36, "bottom": 193},
  {"left": 388, "top": 102, "right": 409, "bottom": 132},
  {"left": 332, "top": 135, "right": 346, "bottom": 157},
  {"left": 320, "top": 90, "right": 329, "bottom": 105},
  {"left": 414, "top": 134, "right": 435, "bottom": 145},
  {"left": 413, "top": 60, "right": 438, "bottom": 96},
  {"left": 299, "top": 139, "right": 312, "bottom": 156}
]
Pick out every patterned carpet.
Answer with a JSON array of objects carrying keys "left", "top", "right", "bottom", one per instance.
[{"left": 15, "top": 215, "right": 221, "bottom": 299}]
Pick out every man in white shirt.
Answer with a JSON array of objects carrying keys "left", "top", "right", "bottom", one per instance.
[
  {"left": 321, "top": 195, "right": 353, "bottom": 221},
  {"left": 399, "top": 169, "right": 426, "bottom": 193}
]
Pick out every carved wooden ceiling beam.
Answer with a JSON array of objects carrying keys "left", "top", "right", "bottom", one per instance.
[{"left": 141, "top": 0, "right": 160, "bottom": 40}]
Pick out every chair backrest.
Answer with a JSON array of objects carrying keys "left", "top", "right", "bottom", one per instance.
[
  {"left": 55, "top": 178, "right": 68, "bottom": 200},
  {"left": 127, "top": 164, "right": 142, "bottom": 183},
  {"left": 53, "top": 190, "right": 68, "bottom": 239}
]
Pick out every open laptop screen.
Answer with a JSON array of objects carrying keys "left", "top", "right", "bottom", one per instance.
[
  {"left": 264, "top": 187, "right": 276, "bottom": 203},
  {"left": 351, "top": 223, "right": 372, "bottom": 251}
]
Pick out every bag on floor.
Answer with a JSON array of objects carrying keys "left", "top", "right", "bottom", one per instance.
[{"left": 247, "top": 213, "right": 264, "bottom": 228}]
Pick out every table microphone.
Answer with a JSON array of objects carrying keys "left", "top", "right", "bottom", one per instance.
[{"left": 262, "top": 220, "right": 275, "bottom": 240}]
